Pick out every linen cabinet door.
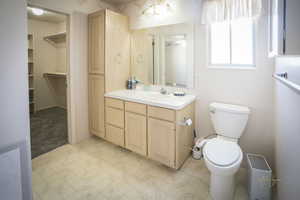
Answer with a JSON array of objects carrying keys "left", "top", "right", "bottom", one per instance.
[
  {"left": 88, "top": 11, "right": 105, "bottom": 74},
  {"left": 105, "top": 10, "right": 130, "bottom": 92},
  {"left": 125, "top": 112, "right": 147, "bottom": 156},
  {"left": 88, "top": 75, "right": 105, "bottom": 138},
  {"left": 148, "top": 118, "right": 175, "bottom": 168}
]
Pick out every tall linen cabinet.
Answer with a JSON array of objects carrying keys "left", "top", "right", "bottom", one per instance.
[{"left": 88, "top": 9, "right": 130, "bottom": 138}]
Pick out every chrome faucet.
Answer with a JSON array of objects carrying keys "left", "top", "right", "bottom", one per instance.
[
  {"left": 160, "top": 87, "right": 167, "bottom": 95},
  {"left": 127, "top": 77, "right": 143, "bottom": 89}
]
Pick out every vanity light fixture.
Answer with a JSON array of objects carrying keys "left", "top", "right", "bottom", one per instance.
[
  {"left": 31, "top": 7, "right": 44, "bottom": 16},
  {"left": 142, "top": 0, "right": 174, "bottom": 16}
]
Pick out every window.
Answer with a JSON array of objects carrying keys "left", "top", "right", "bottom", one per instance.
[{"left": 209, "top": 19, "right": 255, "bottom": 67}]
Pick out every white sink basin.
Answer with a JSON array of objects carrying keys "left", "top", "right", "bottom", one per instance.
[{"left": 104, "top": 90, "right": 196, "bottom": 110}]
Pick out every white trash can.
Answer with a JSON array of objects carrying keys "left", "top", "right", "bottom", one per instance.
[
  {"left": 247, "top": 154, "right": 272, "bottom": 200},
  {"left": 192, "top": 146, "right": 202, "bottom": 160}
]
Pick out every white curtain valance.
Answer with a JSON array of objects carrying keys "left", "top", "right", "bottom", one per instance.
[{"left": 201, "top": 0, "right": 263, "bottom": 24}]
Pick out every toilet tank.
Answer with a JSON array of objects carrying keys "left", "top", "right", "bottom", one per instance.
[{"left": 209, "top": 103, "right": 250, "bottom": 139}]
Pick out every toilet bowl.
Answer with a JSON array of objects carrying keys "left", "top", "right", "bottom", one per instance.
[
  {"left": 203, "top": 102, "right": 250, "bottom": 200},
  {"left": 204, "top": 138, "right": 243, "bottom": 200}
]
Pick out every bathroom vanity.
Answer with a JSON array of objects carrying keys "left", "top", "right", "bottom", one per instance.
[
  {"left": 102, "top": 90, "right": 196, "bottom": 169},
  {"left": 88, "top": 9, "right": 196, "bottom": 169}
]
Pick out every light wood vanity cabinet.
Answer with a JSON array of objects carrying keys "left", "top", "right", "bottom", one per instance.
[
  {"left": 175, "top": 102, "right": 195, "bottom": 167},
  {"left": 106, "top": 125, "right": 124, "bottom": 147},
  {"left": 147, "top": 104, "right": 195, "bottom": 168},
  {"left": 125, "top": 101, "right": 147, "bottom": 115},
  {"left": 148, "top": 106, "right": 175, "bottom": 122},
  {"left": 105, "top": 98, "right": 125, "bottom": 146},
  {"left": 105, "top": 97, "right": 195, "bottom": 169},
  {"left": 125, "top": 112, "right": 147, "bottom": 156},
  {"left": 106, "top": 97, "right": 124, "bottom": 109},
  {"left": 88, "top": 9, "right": 130, "bottom": 138},
  {"left": 125, "top": 102, "right": 147, "bottom": 156},
  {"left": 105, "top": 107, "right": 124, "bottom": 128},
  {"left": 148, "top": 118, "right": 175, "bottom": 168}
]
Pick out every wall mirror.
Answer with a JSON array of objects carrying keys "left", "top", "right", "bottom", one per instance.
[{"left": 130, "top": 23, "right": 194, "bottom": 88}]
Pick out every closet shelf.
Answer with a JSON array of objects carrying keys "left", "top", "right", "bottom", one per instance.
[
  {"left": 43, "top": 72, "right": 67, "bottom": 78},
  {"left": 28, "top": 34, "right": 34, "bottom": 114},
  {"left": 44, "top": 32, "right": 66, "bottom": 46}
]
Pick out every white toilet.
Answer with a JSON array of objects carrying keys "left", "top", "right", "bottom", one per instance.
[{"left": 203, "top": 102, "right": 250, "bottom": 200}]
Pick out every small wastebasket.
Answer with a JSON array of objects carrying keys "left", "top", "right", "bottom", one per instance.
[{"left": 247, "top": 153, "right": 272, "bottom": 200}]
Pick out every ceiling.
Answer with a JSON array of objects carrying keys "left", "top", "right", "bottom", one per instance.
[{"left": 27, "top": 7, "right": 67, "bottom": 23}]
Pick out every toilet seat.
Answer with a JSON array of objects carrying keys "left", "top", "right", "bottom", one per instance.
[{"left": 204, "top": 138, "right": 241, "bottom": 167}]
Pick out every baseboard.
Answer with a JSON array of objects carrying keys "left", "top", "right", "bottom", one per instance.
[
  {"left": 36, "top": 105, "right": 57, "bottom": 112},
  {"left": 36, "top": 105, "right": 67, "bottom": 112},
  {"left": 56, "top": 105, "right": 67, "bottom": 110}
]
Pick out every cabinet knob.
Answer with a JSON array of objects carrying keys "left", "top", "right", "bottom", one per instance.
[{"left": 115, "top": 53, "right": 122, "bottom": 64}]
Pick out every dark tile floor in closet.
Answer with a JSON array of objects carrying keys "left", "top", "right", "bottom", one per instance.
[{"left": 30, "top": 107, "right": 68, "bottom": 158}]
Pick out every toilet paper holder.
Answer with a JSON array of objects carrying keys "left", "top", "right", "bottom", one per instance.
[{"left": 178, "top": 117, "right": 193, "bottom": 126}]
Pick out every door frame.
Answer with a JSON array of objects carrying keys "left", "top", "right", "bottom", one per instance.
[{"left": 27, "top": 4, "right": 74, "bottom": 144}]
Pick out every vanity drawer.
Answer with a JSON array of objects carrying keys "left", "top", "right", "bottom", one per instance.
[
  {"left": 106, "top": 107, "right": 124, "bottom": 128},
  {"left": 125, "top": 101, "right": 147, "bottom": 115},
  {"left": 148, "top": 106, "right": 175, "bottom": 122},
  {"left": 106, "top": 125, "right": 125, "bottom": 147},
  {"left": 105, "top": 97, "right": 124, "bottom": 110}
]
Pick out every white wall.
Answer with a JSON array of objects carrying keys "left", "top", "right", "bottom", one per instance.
[
  {"left": 0, "top": 0, "right": 32, "bottom": 199},
  {"left": 274, "top": 57, "right": 300, "bottom": 200},
  {"left": 122, "top": 0, "right": 275, "bottom": 167},
  {"left": 68, "top": 12, "right": 90, "bottom": 143},
  {"left": 195, "top": 12, "right": 275, "bottom": 167}
]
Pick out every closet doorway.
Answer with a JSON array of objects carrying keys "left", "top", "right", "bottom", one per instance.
[{"left": 27, "top": 6, "right": 70, "bottom": 158}]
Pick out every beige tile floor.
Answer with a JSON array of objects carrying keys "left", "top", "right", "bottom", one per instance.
[{"left": 32, "top": 136, "right": 249, "bottom": 200}]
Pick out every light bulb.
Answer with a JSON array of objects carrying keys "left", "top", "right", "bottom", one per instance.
[{"left": 31, "top": 8, "right": 44, "bottom": 16}]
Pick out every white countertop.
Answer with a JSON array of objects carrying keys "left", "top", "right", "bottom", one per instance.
[{"left": 104, "top": 90, "right": 196, "bottom": 110}]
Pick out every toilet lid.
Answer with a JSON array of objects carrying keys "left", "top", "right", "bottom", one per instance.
[{"left": 204, "top": 138, "right": 241, "bottom": 167}]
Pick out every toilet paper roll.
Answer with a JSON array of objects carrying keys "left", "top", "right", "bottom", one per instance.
[{"left": 185, "top": 118, "right": 193, "bottom": 126}]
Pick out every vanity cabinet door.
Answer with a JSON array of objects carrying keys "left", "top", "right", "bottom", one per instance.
[
  {"left": 106, "top": 124, "right": 124, "bottom": 147},
  {"left": 88, "top": 75, "right": 105, "bottom": 138},
  {"left": 105, "top": 107, "right": 124, "bottom": 128},
  {"left": 125, "top": 112, "right": 147, "bottom": 156},
  {"left": 148, "top": 118, "right": 175, "bottom": 168}
]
